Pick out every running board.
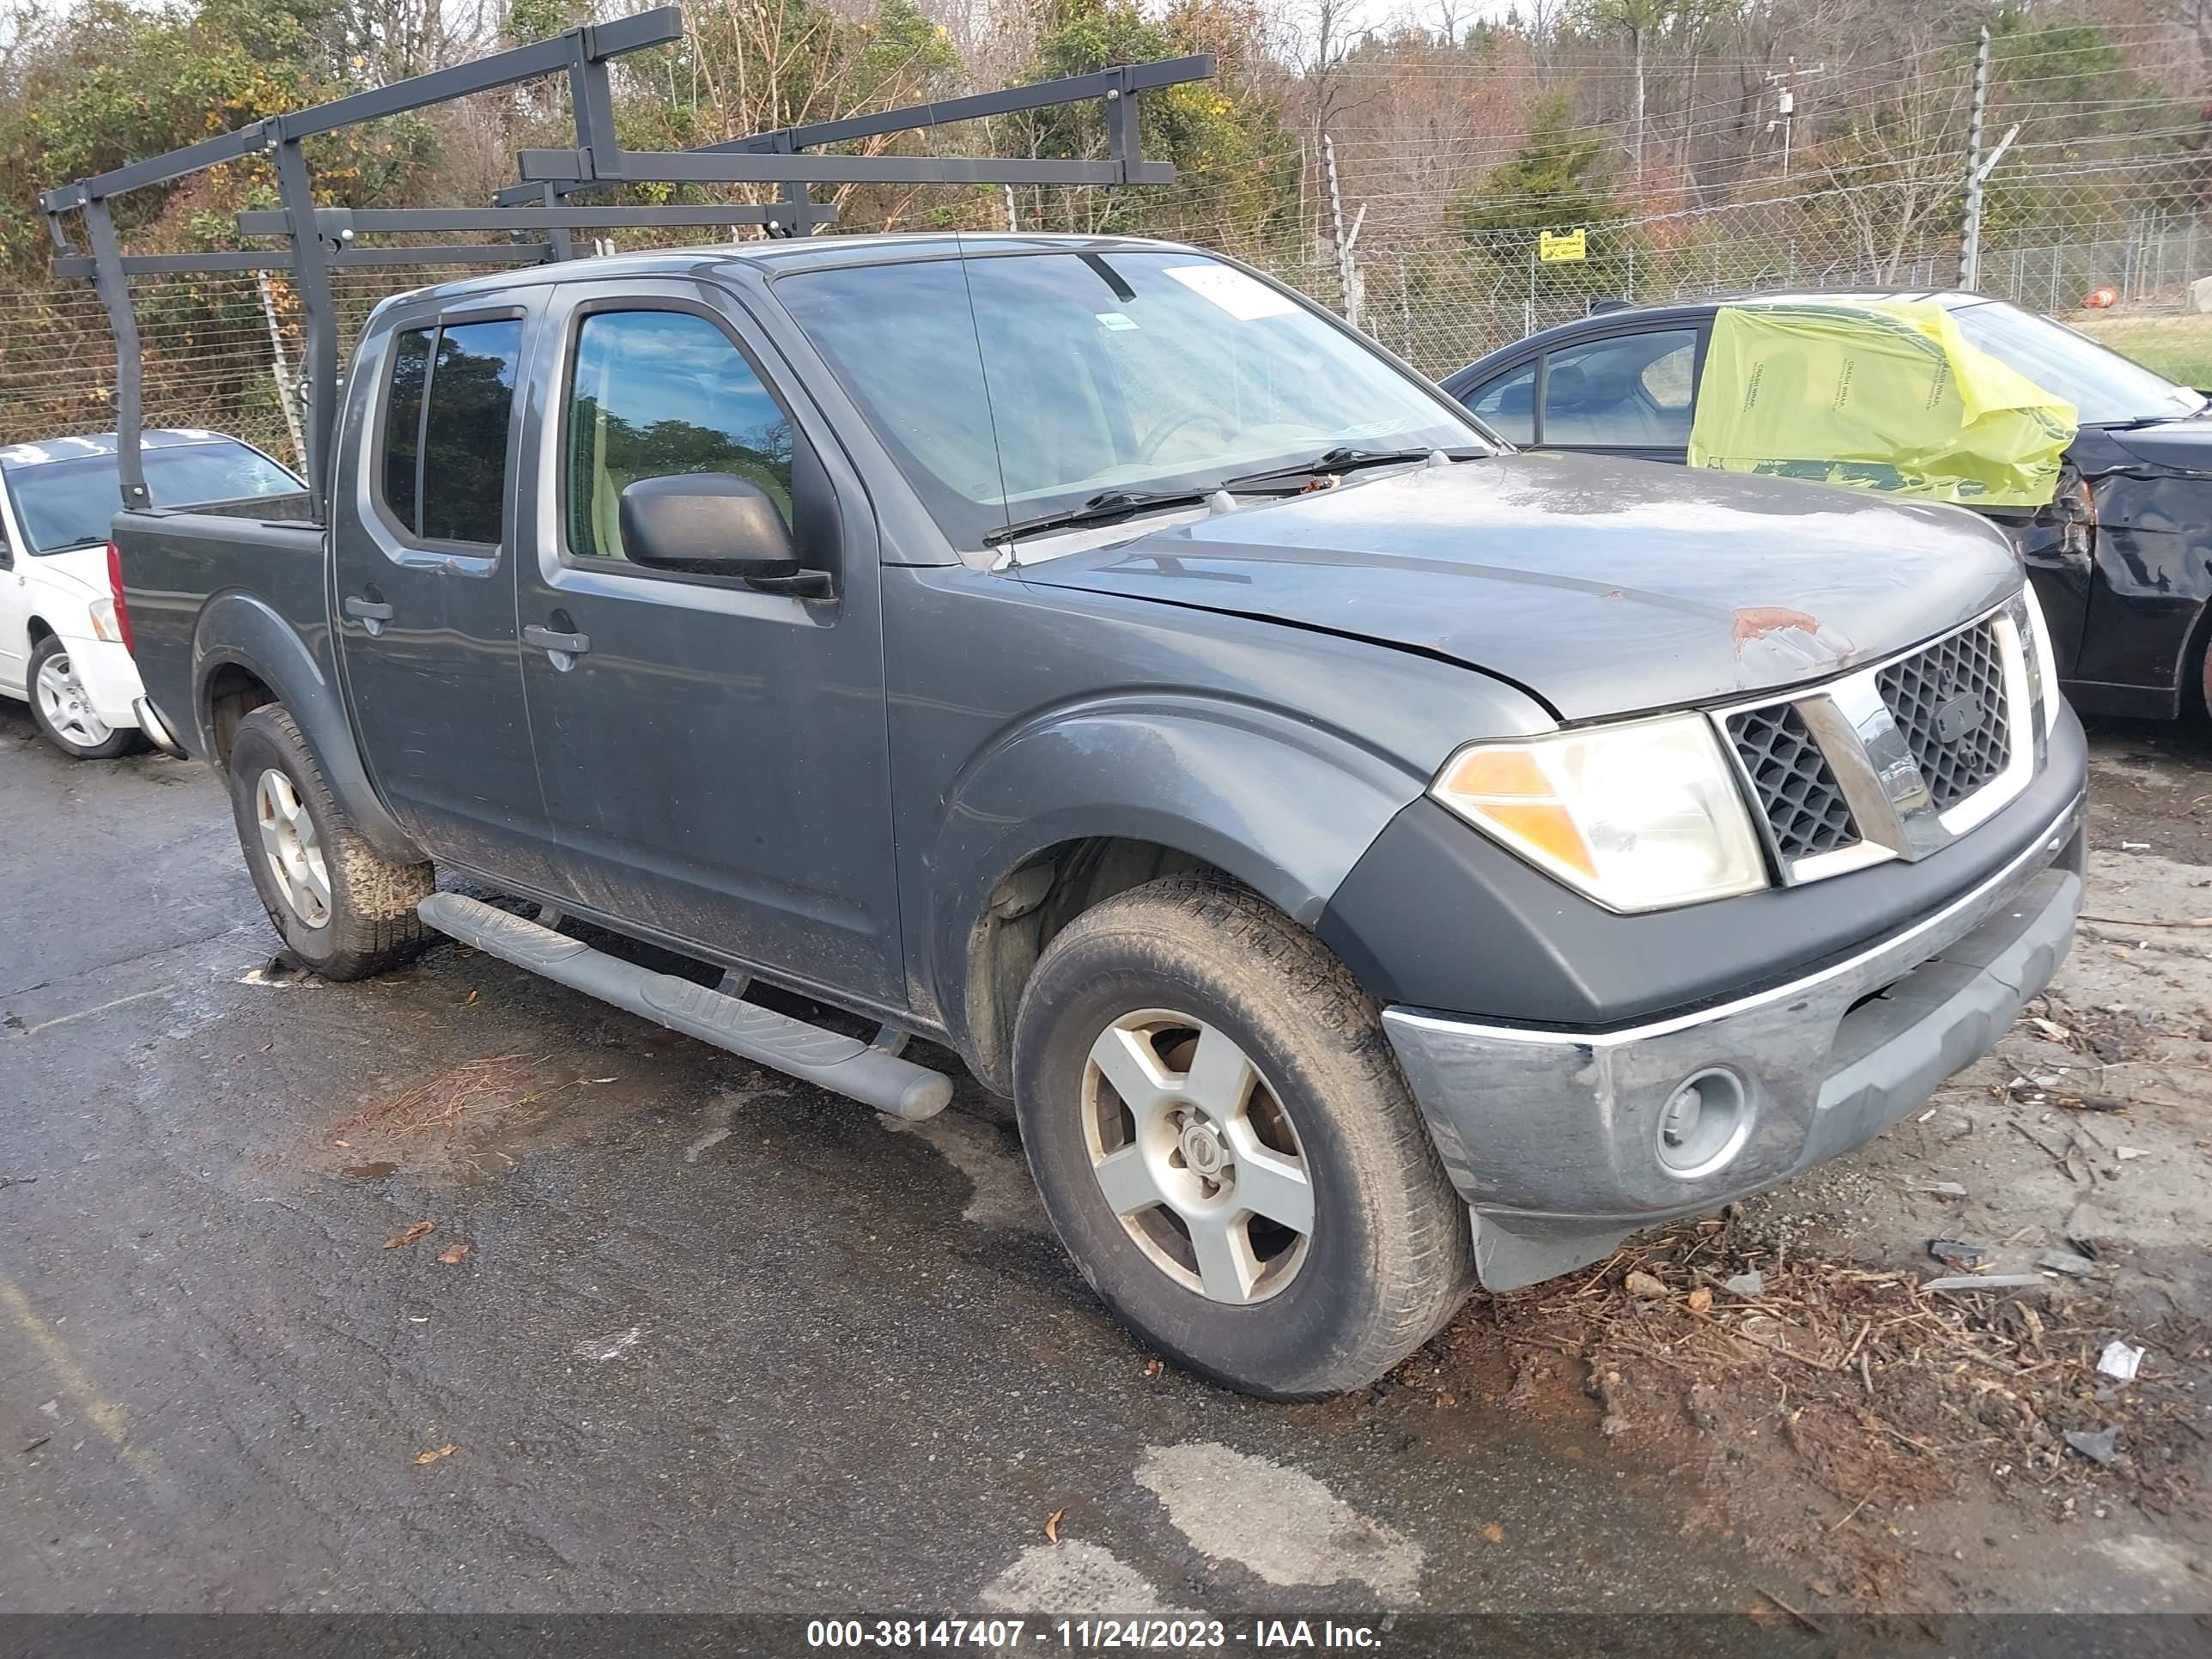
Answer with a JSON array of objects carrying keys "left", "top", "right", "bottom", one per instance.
[{"left": 417, "top": 892, "right": 951, "bottom": 1121}]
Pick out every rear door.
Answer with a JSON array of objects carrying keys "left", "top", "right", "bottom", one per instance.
[
  {"left": 331, "top": 301, "right": 565, "bottom": 887},
  {"left": 511, "top": 276, "right": 904, "bottom": 1005}
]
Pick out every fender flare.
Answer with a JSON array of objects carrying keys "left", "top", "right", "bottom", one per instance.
[
  {"left": 193, "top": 591, "right": 422, "bottom": 865},
  {"left": 925, "top": 692, "right": 1425, "bottom": 1068}
]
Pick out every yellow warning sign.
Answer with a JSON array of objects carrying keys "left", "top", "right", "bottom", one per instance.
[{"left": 1539, "top": 228, "right": 1588, "bottom": 263}]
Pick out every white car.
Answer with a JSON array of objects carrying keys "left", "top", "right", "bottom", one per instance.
[{"left": 0, "top": 429, "right": 302, "bottom": 757}]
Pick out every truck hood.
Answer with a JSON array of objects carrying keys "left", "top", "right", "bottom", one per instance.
[{"left": 1016, "top": 452, "right": 2023, "bottom": 722}]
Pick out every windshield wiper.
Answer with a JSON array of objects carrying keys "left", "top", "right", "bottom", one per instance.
[
  {"left": 985, "top": 488, "right": 1213, "bottom": 546},
  {"left": 1218, "top": 446, "right": 1476, "bottom": 490}
]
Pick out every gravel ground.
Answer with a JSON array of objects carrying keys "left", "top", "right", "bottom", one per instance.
[{"left": 0, "top": 696, "right": 2204, "bottom": 1624}]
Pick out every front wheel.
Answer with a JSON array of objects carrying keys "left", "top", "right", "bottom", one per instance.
[
  {"left": 225, "top": 705, "right": 434, "bottom": 981},
  {"left": 28, "top": 635, "right": 143, "bottom": 759},
  {"left": 1012, "top": 877, "right": 1474, "bottom": 1400}
]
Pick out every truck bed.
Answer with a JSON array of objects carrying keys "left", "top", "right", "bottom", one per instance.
[{"left": 113, "top": 506, "right": 329, "bottom": 762}]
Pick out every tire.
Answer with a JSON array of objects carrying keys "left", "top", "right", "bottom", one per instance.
[
  {"left": 226, "top": 705, "right": 433, "bottom": 981},
  {"left": 1012, "top": 876, "right": 1474, "bottom": 1400},
  {"left": 27, "top": 635, "right": 143, "bottom": 760}
]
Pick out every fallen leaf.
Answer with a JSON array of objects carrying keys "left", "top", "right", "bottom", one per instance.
[
  {"left": 382, "top": 1221, "right": 435, "bottom": 1249},
  {"left": 1481, "top": 1523, "right": 1504, "bottom": 1543},
  {"left": 438, "top": 1243, "right": 471, "bottom": 1265},
  {"left": 1044, "top": 1508, "right": 1066, "bottom": 1544},
  {"left": 412, "top": 1443, "right": 458, "bottom": 1466},
  {"left": 1686, "top": 1287, "right": 1713, "bottom": 1313}
]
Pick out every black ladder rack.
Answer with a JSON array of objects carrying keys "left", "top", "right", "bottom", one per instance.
[{"left": 40, "top": 3, "right": 1211, "bottom": 518}]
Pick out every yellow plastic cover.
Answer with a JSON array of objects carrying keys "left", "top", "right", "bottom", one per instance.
[{"left": 1687, "top": 299, "right": 2076, "bottom": 508}]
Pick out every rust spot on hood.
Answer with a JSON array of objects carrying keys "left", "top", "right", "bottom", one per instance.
[
  {"left": 1729, "top": 605, "right": 1856, "bottom": 683},
  {"left": 1731, "top": 605, "right": 1823, "bottom": 648}
]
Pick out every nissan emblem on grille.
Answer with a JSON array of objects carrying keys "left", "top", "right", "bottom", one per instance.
[{"left": 1875, "top": 622, "right": 2011, "bottom": 814}]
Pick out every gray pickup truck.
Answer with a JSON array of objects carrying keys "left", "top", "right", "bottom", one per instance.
[{"left": 115, "top": 234, "right": 2087, "bottom": 1398}]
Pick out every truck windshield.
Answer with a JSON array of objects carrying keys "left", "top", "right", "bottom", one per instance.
[
  {"left": 1948, "top": 299, "right": 2207, "bottom": 426},
  {"left": 776, "top": 249, "right": 1486, "bottom": 548},
  {"left": 3, "top": 441, "right": 301, "bottom": 555}
]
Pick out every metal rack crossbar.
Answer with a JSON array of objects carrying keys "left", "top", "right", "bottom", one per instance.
[{"left": 39, "top": 2, "right": 1212, "bottom": 518}]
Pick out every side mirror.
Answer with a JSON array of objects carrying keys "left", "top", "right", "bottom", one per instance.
[{"left": 617, "top": 473, "right": 830, "bottom": 596}]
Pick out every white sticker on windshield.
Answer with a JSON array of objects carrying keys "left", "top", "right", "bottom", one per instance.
[
  {"left": 1095, "top": 312, "right": 1139, "bottom": 331},
  {"left": 1163, "top": 264, "right": 1298, "bottom": 321}
]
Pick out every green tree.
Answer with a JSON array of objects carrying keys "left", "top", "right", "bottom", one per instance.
[
  {"left": 1010, "top": 0, "right": 1298, "bottom": 245},
  {"left": 1451, "top": 93, "right": 1634, "bottom": 297}
]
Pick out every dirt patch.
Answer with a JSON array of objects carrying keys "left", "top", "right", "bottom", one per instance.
[
  {"left": 1402, "top": 1220, "right": 2208, "bottom": 1608},
  {"left": 317, "top": 1051, "right": 653, "bottom": 1185}
]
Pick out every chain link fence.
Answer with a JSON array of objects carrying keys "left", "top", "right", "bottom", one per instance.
[{"left": 8, "top": 146, "right": 2211, "bottom": 453}]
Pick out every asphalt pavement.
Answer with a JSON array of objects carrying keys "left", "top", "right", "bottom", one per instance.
[{"left": 0, "top": 698, "right": 1769, "bottom": 1619}]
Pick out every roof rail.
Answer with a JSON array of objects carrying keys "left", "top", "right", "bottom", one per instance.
[{"left": 40, "top": 3, "right": 1211, "bottom": 519}]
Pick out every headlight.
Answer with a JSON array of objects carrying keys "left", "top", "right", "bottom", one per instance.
[
  {"left": 1430, "top": 714, "right": 1768, "bottom": 912},
  {"left": 88, "top": 597, "right": 124, "bottom": 644},
  {"left": 2018, "top": 581, "right": 2062, "bottom": 737}
]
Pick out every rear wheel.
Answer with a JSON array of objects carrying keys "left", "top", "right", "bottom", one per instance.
[
  {"left": 1012, "top": 876, "right": 1474, "bottom": 1399},
  {"left": 226, "top": 705, "right": 433, "bottom": 981},
  {"left": 28, "top": 635, "right": 142, "bottom": 760}
]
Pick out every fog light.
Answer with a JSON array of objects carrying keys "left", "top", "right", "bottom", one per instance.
[{"left": 1654, "top": 1069, "right": 1751, "bottom": 1178}]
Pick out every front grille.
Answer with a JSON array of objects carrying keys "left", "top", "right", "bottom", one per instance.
[
  {"left": 1726, "top": 702, "right": 1858, "bottom": 860},
  {"left": 1875, "top": 621, "right": 2011, "bottom": 812}
]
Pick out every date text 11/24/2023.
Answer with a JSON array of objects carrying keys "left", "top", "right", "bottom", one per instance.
[{"left": 804, "top": 1619, "right": 1386, "bottom": 1650}]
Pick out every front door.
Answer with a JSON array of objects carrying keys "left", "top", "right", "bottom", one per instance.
[
  {"left": 0, "top": 489, "right": 25, "bottom": 696},
  {"left": 331, "top": 302, "right": 565, "bottom": 890},
  {"left": 513, "top": 279, "right": 904, "bottom": 1006}
]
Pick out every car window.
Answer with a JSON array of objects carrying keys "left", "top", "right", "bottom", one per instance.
[
  {"left": 1, "top": 441, "right": 301, "bottom": 555},
  {"left": 379, "top": 328, "right": 432, "bottom": 534},
  {"left": 1541, "top": 329, "right": 1698, "bottom": 447},
  {"left": 564, "top": 310, "right": 794, "bottom": 563},
  {"left": 1946, "top": 299, "right": 2205, "bottom": 425},
  {"left": 776, "top": 250, "right": 1482, "bottom": 550},
  {"left": 1462, "top": 362, "right": 1535, "bottom": 444},
  {"left": 418, "top": 319, "right": 521, "bottom": 545}
]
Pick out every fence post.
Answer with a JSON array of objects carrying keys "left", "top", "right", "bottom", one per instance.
[
  {"left": 1322, "top": 134, "right": 1359, "bottom": 328},
  {"left": 1960, "top": 24, "right": 1990, "bottom": 289},
  {"left": 1397, "top": 257, "right": 1412, "bottom": 361},
  {"left": 256, "top": 270, "right": 306, "bottom": 471}
]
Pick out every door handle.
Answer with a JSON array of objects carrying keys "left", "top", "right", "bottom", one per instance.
[
  {"left": 342, "top": 594, "right": 393, "bottom": 636},
  {"left": 523, "top": 624, "right": 591, "bottom": 655}
]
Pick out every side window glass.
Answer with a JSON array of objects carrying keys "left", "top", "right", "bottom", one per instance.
[
  {"left": 420, "top": 319, "right": 521, "bottom": 545},
  {"left": 1542, "top": 330, "right": 1698, "bottom": 447},
  {"left": 1640, "top": 341, "right": 1696, "bottom": 411},
  {"left": 564, "top": 310, "right": 794, "bottom": 563},
  {"left": 1463, "top": 363, "right": 1534, "bottom": 445},
  {"left": 380, "top": 327, "right": 431, "bottom": 534}
]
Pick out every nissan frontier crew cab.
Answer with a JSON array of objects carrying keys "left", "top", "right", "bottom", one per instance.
[{"left": 113, "top": 235, "right": 2087, "bottom": 1399}]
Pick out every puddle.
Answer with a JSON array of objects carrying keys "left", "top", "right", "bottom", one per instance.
[{"left": 342, "top": 1161, "right": 400, "bottom": 1179}]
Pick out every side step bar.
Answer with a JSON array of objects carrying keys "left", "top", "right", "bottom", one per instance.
[{"left": 418, "top": 893, "right": 952, "bottom": 1121}]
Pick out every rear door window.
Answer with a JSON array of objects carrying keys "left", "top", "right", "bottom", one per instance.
[
  {"left": 377, "top": 317, "right": 522, "bottom": 546},
  {"left": 380, "top": 329, "right": 431, "bottom": 533}
]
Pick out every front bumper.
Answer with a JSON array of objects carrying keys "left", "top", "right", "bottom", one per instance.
[
  {"left": 1381, "top": 791, "right": 2083, "bottom": 1291},
  {"left": 58, "top": 635, "right": 147, "bottom": 732}
]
